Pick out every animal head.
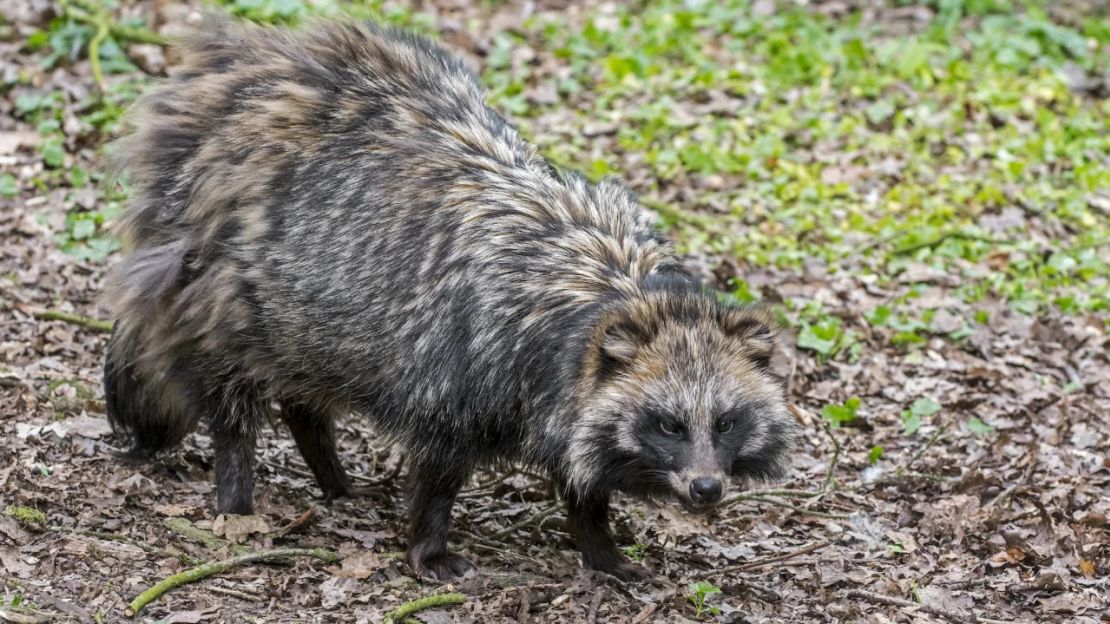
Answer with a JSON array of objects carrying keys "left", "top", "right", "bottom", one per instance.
[{"left": 568, "top": 281, "right": 796, "bottom": 510}]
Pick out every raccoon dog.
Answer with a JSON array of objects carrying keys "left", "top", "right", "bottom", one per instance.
[{"left": 104, "top": 15, "right": 797, "bottom": 581}]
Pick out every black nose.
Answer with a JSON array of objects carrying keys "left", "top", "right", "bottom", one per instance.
[{"left": 689, "top": 478, "right": 723, "bottom": 505}]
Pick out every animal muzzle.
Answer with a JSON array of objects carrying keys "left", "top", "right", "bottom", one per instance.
[
  {"left": 689, "top": 477, "right": 723, "bottom": 506},
  {"left": 670, "top": 470, "right": 726, "bottom": 510}
]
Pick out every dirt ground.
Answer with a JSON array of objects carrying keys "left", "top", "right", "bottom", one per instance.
[{"left": 1, "top": 1, "right": 1109, "bottom": 623}]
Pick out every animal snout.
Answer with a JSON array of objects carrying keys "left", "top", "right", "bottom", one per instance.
[{"left": 689, "top": 477, "right": 723, "bottom": 505}]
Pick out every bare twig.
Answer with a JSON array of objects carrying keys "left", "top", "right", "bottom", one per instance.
[
  {"left": 893, "top": 231, "right": 1014, "bottom": 256},
  {"left": 905, "top": 421, "right": 949, "bottom": 472},
  {"left": 162, "top": 517, "right": 233, "bottom": 552},
  {"left": 752, "top": 488, "right": 820, "bottom": 499},
  {"left": 456, "top": 533, "right": 547, "bottom": 567},
  {"left": 0, "top": 606, "right": 53, "bottom": 623},
  {"left": 732, "top": 496, "right": 850, "bottom": 520},
  {"left": 33, "top": 309, "right": 113, "bottom": 333},
  {"left": 87, "top": 17, "right": 109, "bottom": 91},
  {"left": 275, "top": 507, "right": 317, "bottom": 537},
  {"left": 724, "top": 488, "right": 819, "bottom": 506},
  {"left": 784, "top": 403, "right": 840, "bottom": 494},
  {"left": 818, "top": 419, "right": 841, "bottom": 494},
  {"left": 630, "top": 603, "right": 657, "bottom": 624},
  {"left": 586, "top": 587, "right": 604, "bottom": 624},
  {"left": 713, "top": 540, "right": 832, "bottom": 576},
  {"left": 207, "top": 586, "right": 263, "bottom": 603},
  {"left": 843, "top": 588, "right": 996, "bottom": 624},
  {"left": 4, "top": 505, "right": 199, "bottom": 565},
  {"left": 65, "top": 527, "right": 199, "bottom": 565},
  {"left": 385, "top": 455, "right": 407, "bottom": 481},
  {"left": 382, "top": 593, "right": 466, "bottom": 624},
  {"left": 64, "top": 0, "right": 169, "bottom": 46},
  {"left": 127, "top": 548, "right": 341, "bottom": 616},
  {"left": 486, "top": 505, "right": 560, "bottom": 542}
]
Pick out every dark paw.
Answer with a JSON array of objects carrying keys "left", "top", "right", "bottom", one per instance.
[
  {"left": 586, "top": 557, "right": 653, "bottom": 582},
  {"left": 408, "top": 552, "right": 477, "bottom": 581},
  {"left": 327, "top": 484, "right": 390, "bottom": 503}
]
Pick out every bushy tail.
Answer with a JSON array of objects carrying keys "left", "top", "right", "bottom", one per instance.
[{"left": 103, "top": 14, "right": 273, "bottom": 455}]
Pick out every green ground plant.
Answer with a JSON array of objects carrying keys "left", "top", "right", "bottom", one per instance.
[{"left": 11, "top": 0, "right": 1108, "bottom": 371}]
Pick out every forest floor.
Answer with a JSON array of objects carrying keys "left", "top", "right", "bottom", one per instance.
[{"left": 1, "top": 0, "right": 1109, "bottom": 622}]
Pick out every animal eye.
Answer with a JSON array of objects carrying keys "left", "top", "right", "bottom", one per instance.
[
  {"left": 718, "top": 419, "right": 734, "bottom": 434},
  {"left": 658, "top": 420, "right": 681, "bottom": 436}
]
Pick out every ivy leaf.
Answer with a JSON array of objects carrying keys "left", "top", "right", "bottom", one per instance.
[
  {"left": 0, "top": 174, "right": 18, "bottom": 197},
  {"left": 821, "top": 397, "right": 861, "bottom": 429},
  {"left": 968, "top": 417, "right": 996, "bottom": 436}
]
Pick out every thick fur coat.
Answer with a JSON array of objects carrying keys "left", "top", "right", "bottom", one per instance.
[{"left": 104, "top": 16, "right": 796, "bottom": 580}]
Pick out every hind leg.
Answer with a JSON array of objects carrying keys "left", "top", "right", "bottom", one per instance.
[{"left": 280, "top": 403, "right": 381, "bottom": 501}]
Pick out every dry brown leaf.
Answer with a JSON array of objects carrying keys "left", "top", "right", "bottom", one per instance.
[
  {"left": 211, "top": 514, "right": 270, "bottom": 544},
  {"left": 332, "top": 551, "right": 385, "bottom": 579}
]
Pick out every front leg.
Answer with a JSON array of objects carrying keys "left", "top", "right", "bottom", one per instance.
[
  {"left": 566, "top": 491, "right": 651, "bottom": 582},
  {"left": 212, "top": 414, "right": 258, "bottom": 515},
  {"left": 405, "top": 458, "right": 475, "bottom": 581}
]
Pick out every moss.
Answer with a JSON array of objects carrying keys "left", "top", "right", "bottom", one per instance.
[{"left": 4, "top": 505, "right": 47, "bottom": 528}]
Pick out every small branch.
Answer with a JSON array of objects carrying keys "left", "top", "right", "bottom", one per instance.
[
  {"left": 586, "top": 587, "right": 604, "bottom": 624},
  {"left": 206, "top": 586, "right": 263, "bottom": 603},
  {"left": 893, "top": 231, "right": 1014, "bottom": 256},
  {"left": 731, "top": 495, "right": 850, "bottom": 520},
  {"left": 904, "top": 422, "right": 948, "bottom": 473},
  {"left": 162, "top": 518, "right": 232, "bottom": 552},
  {"left": 382, "top": 593, "right": 466, "bottom": 624},
  {"left": 87, "top": 16, "right": 110, "bottom": 91},
  {"left": 843, "top": 588, "right": 991, "bottom": 624},
  {"left": 274, "top": 507, "right": 316, "bottom": 537},
  {"left": 714, "top": 540, "right": 832, "bottom": 576},
  {"left": 819, "top": 419, "right": 841, "bottom": 493},
  {"left": 65, "top": 0, "right": 169, "bottom": 46},
  {"left": 0, "top": 606, "right": 53, "bottom": 623},
  {"left": 750, "top": 488, "right": 820, "bottom": 499},
  {"left": 785, "top": 403, "right": 841, "bottom": 494},
  {"left": 486, "top": 505, "right": 560, "bottom": 542},
  {"left": 127, "top": 547, "right": 341, "bottom": 616},
  {"left": 724, "top": 488, "right": 820, "bottom": 506},
  {"left": 64, "top": 527, "right": 199, "bottom": 565},
  {"left": 33, "top": 309, "right": 113, "bottom": 333}
]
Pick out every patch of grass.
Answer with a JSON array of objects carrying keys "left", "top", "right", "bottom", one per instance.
[
  {"left": 13, "top": 22, "right": 133, "bottom": 260},
  {"left": 512, "top": 0, "right": 1109, "bottom": 330},
  {"left": 19, "top": 0, "right": 1110, "bottom": 343},
  {"left": 216, "top": 0, "right": 437, "bottom": 31}
]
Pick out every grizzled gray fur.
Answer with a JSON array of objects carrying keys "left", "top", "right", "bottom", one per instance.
[{"left": 104, "top": 15, "right": 797, "bottom": 581}]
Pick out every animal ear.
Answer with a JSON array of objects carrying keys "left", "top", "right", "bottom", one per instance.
[
  {"left": 599, "top": 321, "right": 641, "bottom": 365},
  {"left": 595, "top": 314, "right": 655, "bottom": 374},
  {"left": 722, "top": 310, "right": 794, "bottom": 389},
  {"left": 718, "top": 309, "right": 784, "bottom": 372}
]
